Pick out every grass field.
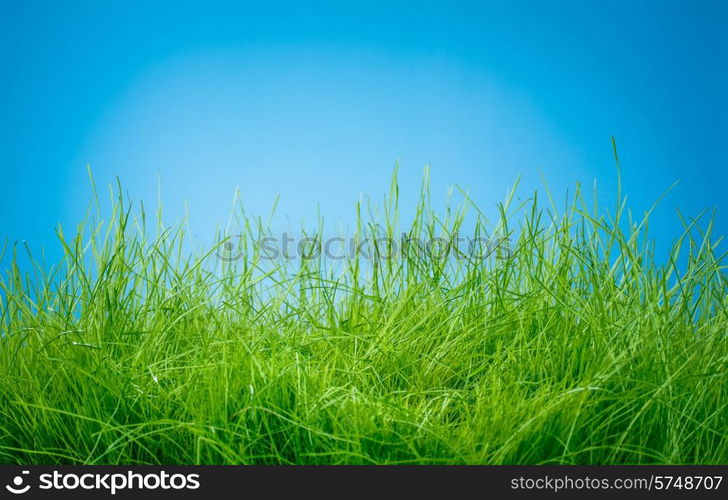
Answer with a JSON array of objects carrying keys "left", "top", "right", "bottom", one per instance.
[{"left": 1, "top": 159, "right": 726, "bottom": 464}]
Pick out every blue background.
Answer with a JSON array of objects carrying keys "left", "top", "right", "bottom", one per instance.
[{"left": 1, "top": 0, "right": 726, "bottom": 262}]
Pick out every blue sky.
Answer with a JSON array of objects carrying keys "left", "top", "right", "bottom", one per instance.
[{"left": 1, "top": 0, "right": 726, "bottom": 262}]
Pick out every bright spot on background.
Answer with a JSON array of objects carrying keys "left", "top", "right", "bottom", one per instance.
[{"left": 68, "top": 46, "right": 582, "bottom": 240}]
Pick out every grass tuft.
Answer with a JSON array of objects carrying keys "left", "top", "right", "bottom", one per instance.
[{"left": 1, "top": 165, "right": 726, "bottom": 464}]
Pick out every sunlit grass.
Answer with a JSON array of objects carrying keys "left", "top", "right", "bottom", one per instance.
[{"left": 1, "top": 153, "right": 726, "bottom": 464}]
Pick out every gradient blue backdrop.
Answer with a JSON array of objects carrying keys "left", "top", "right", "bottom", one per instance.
[{"left": 1, "top": 0, "right": 726, "bottom": 262}]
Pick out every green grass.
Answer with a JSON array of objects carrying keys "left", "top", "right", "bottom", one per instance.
[{"left": 1, "top": 160, "right": 726, "bottom": 464}]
